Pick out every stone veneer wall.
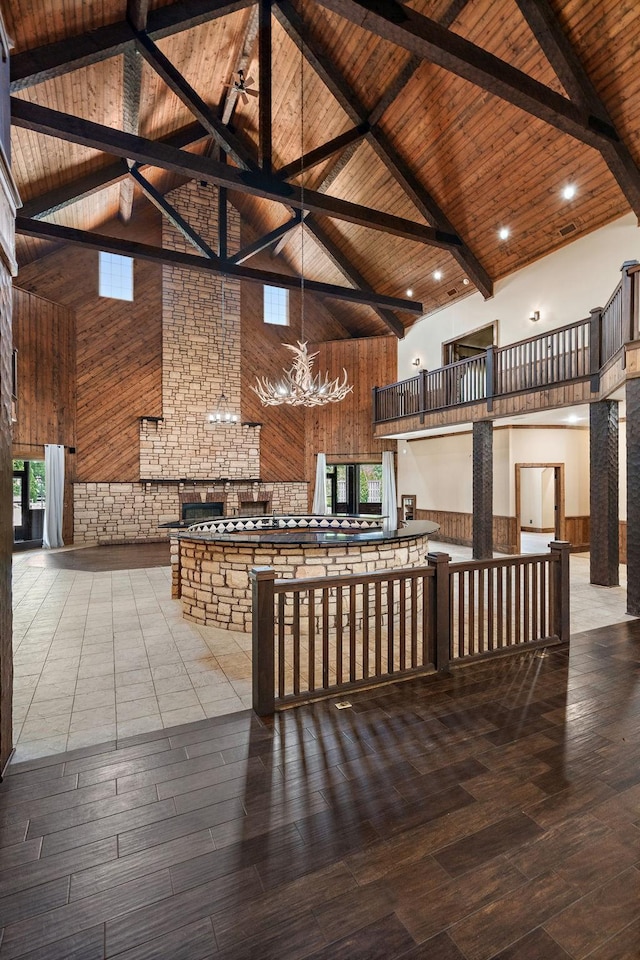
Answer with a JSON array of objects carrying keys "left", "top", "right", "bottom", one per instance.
[
  {"left": 139, "top": 181, "right": 260, "bottom": 480},
  {"left": 175, "top": 535, "right": 429, "bottom": 632},
  {"left": 74, "top": 481, "right": 309, "bottom": 544}
]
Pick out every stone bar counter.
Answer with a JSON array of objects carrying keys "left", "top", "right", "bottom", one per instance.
[{"left": 171, "top": 515, "right": 440, "bottom": 631}]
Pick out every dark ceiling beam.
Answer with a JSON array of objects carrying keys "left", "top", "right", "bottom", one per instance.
[
  {"left": 277, "top": 123, "right": 369, "bottom": 179},
  {"left": 311, "top": 0, "right": 625, "bottom": 152},
  {"left": 10, "top": 0, "right": 255, "bottom": 92},
  {"left": 20, "top": 120, "right": 210, "bottom": 219},
  {"left": 259, "top": 0, "right": 272, "bottom": 172},
  {"left": 305, "top": 216, "right": 405, "bottom": 337},
  {"left": 128, "top": 165, "right": 218, "bottom": 257},
  {"left": 15, "top": 217, "right": 424, "bottom": 314},
  {"left": 133, "top": 30, "right": 260, "bottom": 172},
  {"left": 229, "top": 213, "right": 302, "bottom": 263},
  {"left": 274, "top": 0, "right": 492, "bottom": 297},
  {"left": 10, "top": 98, "right": 463, "bottom": 249},
  {"left": 514, "top": 0, "right": 640, "bottom": 215},
  {"left": 368, "top": 124, "right": 493, "bottom": 297}
]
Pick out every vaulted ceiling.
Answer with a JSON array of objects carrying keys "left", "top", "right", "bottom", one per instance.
[{"left": 7, "top": 0, "right": 640, "bottom": 338}]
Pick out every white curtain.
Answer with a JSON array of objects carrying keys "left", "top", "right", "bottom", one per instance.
[
  {"left": 43, "top": 444, "right": 65, "bottom": 549},
  {"left": 312, "top": 453, "right": 328, "bottom": 515},
  {"left": 382, "top": 450, "right": 397, "bottom": 532}
]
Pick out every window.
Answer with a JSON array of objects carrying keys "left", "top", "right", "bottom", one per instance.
[
  {"left": 99, "top": 252, "right": 134, "bottom": 301},
  {"left": 263, "top": 285, "right": 288, "bottom": 325}
]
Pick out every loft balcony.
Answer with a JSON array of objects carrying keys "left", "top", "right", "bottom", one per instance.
[{"left": 373, "top": 261, "right": 640, "bottom": 438}]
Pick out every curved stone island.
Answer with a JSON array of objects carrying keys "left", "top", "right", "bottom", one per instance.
[{"left": 171, "top": 515, "right": 440, "bottom": 631}]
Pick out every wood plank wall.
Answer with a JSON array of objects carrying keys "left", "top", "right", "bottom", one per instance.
[
  {"left": 304, "top": 337, "right": 397, "bottom": 507},
  {"left": 12, "top": 287, "right": 76, "bottom": 543},
  {"left": 416, "top": 508, "right": 519, "bottom": 554},
  {"left": 0, "top": 242, "right": 12, "bottom": 771},
  {"left": 15, "top": 209, "right": 163, "bottom": 483}
]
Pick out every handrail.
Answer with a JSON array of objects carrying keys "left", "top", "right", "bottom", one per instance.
[{"left": 251, "top": 543, "right": 570, "bottom": 714}]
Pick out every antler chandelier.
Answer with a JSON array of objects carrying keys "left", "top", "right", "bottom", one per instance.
[
  {"left": 253, "top": 18, "right": 351, "bottom": 409},
  {"left": 253, "top": 341, "right": 352, "bottom": 407}
]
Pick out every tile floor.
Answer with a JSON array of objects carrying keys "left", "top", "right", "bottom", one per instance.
[{"left": 10, "top": 539, "right": 634, "bottom": 763}]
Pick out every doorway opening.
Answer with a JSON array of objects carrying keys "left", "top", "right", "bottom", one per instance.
[
  {"left": 442, "top": 321, "right": 496, "bottom": 366},
  {"left": 13, "top": 459, "right": 45, "bottom": 549},
  {"left": 515, "top": 463, "right": 565, "bottom": 554},
  {"left": 326, "top": 463, "right": 383, "bottom": 515}
]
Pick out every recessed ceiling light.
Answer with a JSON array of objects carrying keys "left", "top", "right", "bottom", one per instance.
[
  {"left": 406, "top": 288, "right": 413, "bottom": 297},
  {"left": 562, "top": 184, "right": 577, "bottom": 200},
  {"left": 462, "top": 278, "right": 470, "bottom": 286},
  {"left": 433, "top": 270, "right": 443, "bottom": 281},
  {"left": 498, "top": 227, "right": 510, "bottom": 241}
]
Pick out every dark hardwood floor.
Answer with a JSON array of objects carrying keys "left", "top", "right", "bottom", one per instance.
[
  {"left": 16, "top": 542, "right": 171, "bottom": 572},
  {"left": 1, "top": 620, "right": 640, "bottom": 959}
]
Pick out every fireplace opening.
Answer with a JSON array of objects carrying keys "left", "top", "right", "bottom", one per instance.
[{"left": 181, "top": 502, "right": 225, "bottom": 523}]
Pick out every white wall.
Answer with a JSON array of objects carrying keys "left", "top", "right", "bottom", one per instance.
[
  {"left": 398, "top": 425, "right": 589, "bottom": 519},
  {"left": 399, "top": 213, "right": 640, "bottom": 380}
]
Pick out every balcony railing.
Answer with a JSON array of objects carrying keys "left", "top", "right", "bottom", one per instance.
[{"left": 373, "top": 261, "right": 640, "bottom": 425}]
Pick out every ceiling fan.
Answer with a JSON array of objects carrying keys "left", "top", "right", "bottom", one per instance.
[{"left": 223, "top": 70, "right": 259, "bottom": 105}]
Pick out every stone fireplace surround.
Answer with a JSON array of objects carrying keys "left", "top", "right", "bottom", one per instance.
[{"left": 73, "top": 480, "right": 308, "bottom": 545}]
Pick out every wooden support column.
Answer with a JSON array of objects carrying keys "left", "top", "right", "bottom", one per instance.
[
  {"left": 589, "top": 400, "right": 619, "bottom": 587},
  {"left": 626, "top": 378, "right": 640, "bottom": 615},
  {"left": 472, "top": 420, "right": 493, "bottom": 560}
]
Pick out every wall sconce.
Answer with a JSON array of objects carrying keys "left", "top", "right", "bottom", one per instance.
[
  {"left": 412, "top": 357, "right": 421, "bottom": 367},
  {"left": 529, "top": 310, "right": 540, "bottom": 322}
]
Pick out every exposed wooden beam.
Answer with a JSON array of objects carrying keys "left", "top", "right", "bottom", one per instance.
[
  {"left": 277, "top": 123, "right": 369, "bottom": 179},
  {"left": 514, "top": 0, "right": 640, "bottom": 215},
  {"left": 119, "top": 31, "right": 144, "bottom": 223},
  {"left": 10, "top": 0, "right": 255, "bottom": 92},
  {"left": 275, "top": 0, "right": 492, "bottom": 296},
  {"left": 15, "top": 218, "right": 423, "bottom": 315},
  {"left": 305, "top": 217, "right": 405, "bottom": 337},
  {"left": 133, "top": 30, "right": 260, "bottom": 172},
  {"left": 20, "top": 121, "right": 210, "bottom": 219},
  {"left": 229, "top": 214, "right": 302, "bottom": 263},
  {"left": 311, "top": 0, "right": 623, "bottom": 152},
  {"left": 368, "top": 124, "right": 493, "bottom": 297},
  {"left": 10, "top": 98, "right": 463, "bottom": 249},
  {"left": 259, "top": 0, "right": 272, "bottom": 172},
  {"left": 127, "top": 0, "right": 150, "bottom": 32},
  {"left": 367, "top": 56, "right": 420, "bottom": 127},
  {"left": 221, "top": 7, "right": 260, "bottom": 127},
  {"left": 128, "top": 165, "right": 218, "bottom": 257}
]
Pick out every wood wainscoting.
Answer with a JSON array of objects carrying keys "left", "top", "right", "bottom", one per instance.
[
  {"left": 416, "top": 509, "right": 518, "bottom": 554},
  {"left": 565, "top": 516, "right": 590, "bottom": 552}
]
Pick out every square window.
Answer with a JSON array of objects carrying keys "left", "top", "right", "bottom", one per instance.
[
  {"left": 263, "top": 285, "right": 288, "bottom": 325},
  {"left": 99, "top": 252, "right": 134, "bottom": 301}
]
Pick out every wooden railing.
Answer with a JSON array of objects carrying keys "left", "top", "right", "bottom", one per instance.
[
  {"left": 494, "top": 318, "right": 589, "bottom": 395},
  {"left": 373, "top": 260, "right": 640, "bottom": 424},
  {"left": 251, "top": 542, "right": 570, "bottom": 715}
]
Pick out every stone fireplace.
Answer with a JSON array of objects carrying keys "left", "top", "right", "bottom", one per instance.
[{"left": 73, "top": 182, "right": 308, "bottom": 544}]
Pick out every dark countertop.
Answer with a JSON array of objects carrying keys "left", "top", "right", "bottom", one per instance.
[{"left": 174, "top": 519, "right": 439, "bottom": 547}]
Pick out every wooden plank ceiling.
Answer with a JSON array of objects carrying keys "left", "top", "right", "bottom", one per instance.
[{"left": 6, "top": 0, "right": 640, "bottom": 338}]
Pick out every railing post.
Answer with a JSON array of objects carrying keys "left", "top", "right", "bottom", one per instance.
[
  {"left": 427, "top": 552, "right": 451, "bottom": 673},
  {"left": 621, "top": 260, "right": 640, "bottom": 343},
  {"left": 421, "top": 368, "right": 428, "bottom": 420},
  {"left": 485, "top": 345, "right": 494, "bottom": 411},
  {"left": 371, "top": 386, "right": 379, "bottom": 425},
  {"left": 549, "top": 541, "right": 570, "bottom": 643},
  {"left": 589, "top": 306, "right": 602, "bottom": 391},
  {"left": 251, "top": 566, "right": 276, "bottom": 716}
]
